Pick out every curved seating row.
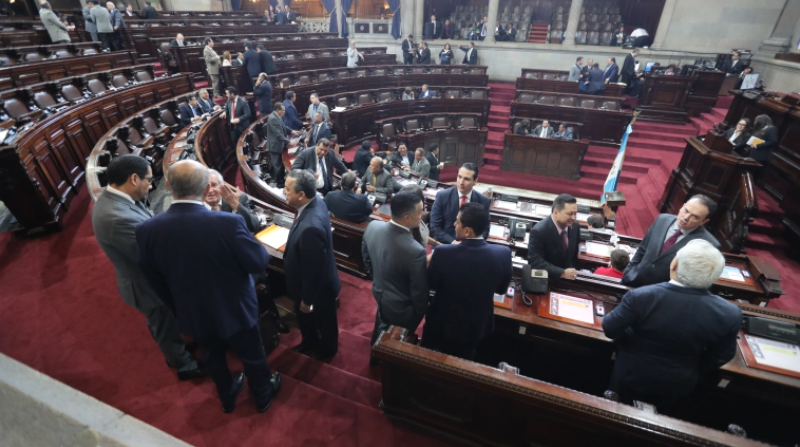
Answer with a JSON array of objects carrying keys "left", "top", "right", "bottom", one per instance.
[
  {"left": 1, "top": 64, "right": 155, "bottom": 126},
  {"left": 0, "top": 42, "right": 104, "bottom": 66},
  {"left": 0, "top": 49, "right": 138, "bottom": 90},
  {"left": 319, "top": 85, "right": 489, "bottom": 108},
  {"left": 376, "top": 113, "right": 484, "bottom": 151},
  {"left": 0, "top": 27, "right": 85, "bottom": 47}
]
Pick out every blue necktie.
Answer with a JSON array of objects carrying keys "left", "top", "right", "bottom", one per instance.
[{"left": 319, "top": 157, "right": 328, "bottom": 190}]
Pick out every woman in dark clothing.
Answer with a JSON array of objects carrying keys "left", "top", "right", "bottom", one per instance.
[
  {"left": 516, "top": 119, "right": 531, "bottom": 135},
  {"left": 747, "top": 114, "right": 779, "bottom": 163},
  {"left": 439, "top": 43, "right": 453, "bottom": 65},
  {"left": 723, "top": 118, "right": 751, "bottom": 156},
  {"left": 253, "top": 72, "right": 273, "bottom": 116}
]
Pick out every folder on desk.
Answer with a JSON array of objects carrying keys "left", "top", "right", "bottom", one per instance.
[
  {"left": 746, "top": 136, "right": 764, "bottom": 146},
  {"left": 256, "top": 224, "right": 290, "bottom": 252}
]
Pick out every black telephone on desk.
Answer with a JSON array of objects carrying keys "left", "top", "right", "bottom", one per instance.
[
  {"left": 509, "top": 218, "right": 532, "bottom": 239},
  {"left": 273, "top": 214, "right": 294, "bottom": 228},
  {"left": 522, "top": 264, "right": 549, "bottom": 294}
]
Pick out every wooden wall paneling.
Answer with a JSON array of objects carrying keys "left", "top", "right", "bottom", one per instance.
[
  {"left": 80, "top": 110, "right": 108, "bottom": 145},
  {"left": 47, "top": 127, "right": 84, "bottom": 187},
  {"left": 31, "top": 138, "right": 73, "bottom": 209},
  {"left": 119, "top": 93, "right": 141, "bottom": 118},
  {"left": 0, "top": 151, "right": 63, "bottom": 236},
  {"left": 100, "top": 102, "right": 124, "bottom": 130},
  {"left": 65, "top": 117, "right": 94, "bottom": 162}
]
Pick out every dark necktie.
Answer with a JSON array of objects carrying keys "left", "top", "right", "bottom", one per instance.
[
  {"left": 661, "top": 229, "right": 682, "bottom": 254},
  {"left": 562, "top": 228, "right": 569, "bottom": 255},
  {"left": 319, "top": 157, "right": 328, "bottom": 190},
  {"left": 136, "top": 201, "right": 151, "bottom": 217}
]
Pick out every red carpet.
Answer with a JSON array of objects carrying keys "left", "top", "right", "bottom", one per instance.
[{"left": 0, "top": 189, "right": 451, "bottom": 447}]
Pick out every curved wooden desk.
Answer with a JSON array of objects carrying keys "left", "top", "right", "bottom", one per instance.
[
  {"left": 501, "top": 131, "right": 589, "bottom": 181},
  {"left": 518, "top": 68, "right": 626, "bottom": 97},
  {"left": 0, "top": 49, "right": 139, "bottom": 91}
]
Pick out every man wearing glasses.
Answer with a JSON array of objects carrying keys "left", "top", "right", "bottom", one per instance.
[{"left": 92, "top": 154, "right": 207, "bottom": 382}]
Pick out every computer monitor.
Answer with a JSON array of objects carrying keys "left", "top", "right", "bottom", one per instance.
[
  {"left": 740, "top": 73, "right": 759, "bottom": 90},
  {"left": 645, "top": 62, "right": 656, "bottom": 72}
]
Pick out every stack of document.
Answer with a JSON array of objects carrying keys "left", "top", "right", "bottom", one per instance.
[{"left": 256, "top": 225, "right": 291, "bottom": 251}]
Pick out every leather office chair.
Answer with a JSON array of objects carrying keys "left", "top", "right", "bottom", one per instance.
[
  {"left": 600, "top": 100, "right": 620, "bottom": 110},
  {"left": 135, "top": 71, "right": 153, "bottom": 82},
  {"left": 556, "top": 6, "right": 563, "bottom": 13},
  {"left": 60, "top": 84, "right": 84, "bottom": 102},
  {"left": 575, "top": 31, "right": 588, "bottom": 44},
  {"left": 336, "top": 70, "right": 349, "bottom": 79},
  {"left": 284, "top": 54, "right": 296, "bottom": 60},
  {"left": 518, "top": 93, "right": 535, "bottom": 104},
  {"left": 302, "top": 52, "right": 315, "bottom": 59},
  {"left": 23, "top": 53, "right": 43, "bottom": 62},
  {"left": 83, "top": 48, "right": 98, "bottom": 55},
  {"left": 404, "top": 118, "right": 420, "bottom": 132},
  {"left": 143, "top": 116, "right": 164, "bottom": 135},
  {"left": 33, "top": 91, "right": 58, "bottom": 109},
  {"left": 469, "top": 68, "right": 482, "bottom": 75},
  {"left": 556, "top": 74, "right": 568, "bottom": 81},
  {"left": 554, "top": 13, "right": 563, "bottom": 22},
  {"left": 445, "top": 90, "right": 461, "bottom": 99},
  {"left": 127, "top": 126, "right": 145, "bottom": 146},
  {"left": 450, "top": 68, "right": 463, "bottom": 74},
  {"left": 373, "top": 69, "right": 386, "bottom": 76},
  {"left": 378, "top": 91, "right": 393, "bottom": 102},
  {"left": 279, "top": 76, "right": 292, "bottom": 86},
  {"left": 2, "top": 97, "right": 32, "bottom": 120},
  {"left": 512, "top": 122, "right": 521, "bottom": 134},
  {"left": 297, "top": 75, "right": 311, "bottom": 84},
  {"left": 412, "top": 68, "right": 425, "bottom": 74},
  {"left": 536, "top": 94, "right": 556, "bottom": 105},
  {"left": 599, "top": 14, "right": 609, "bottom": 23},
  {"left": 602, "top": 22, "right": 612, "bottom": 32},
  {"left": 358, "top": 93, "right": 373, "bottom": 105},
  {"left": 579, "top": 13, "right": 585, "bottom": 22},
  {"left": 600, "top": 32, "right": 613, "bottom": 45},
  {"left": 580, "top": 99, "right": 597, "bottom": 108},
  {"left": 558, "top": 97, "right": 576, "bottom": 107},
  {"left": 542, "top": 73, "right": 556, "bottom": 80},
  {"left": 524, "top": 71, "right": 539, "bottom": 79},
  {"left": 159, "top": 109, "right": 178, "bottom": 126},
  {"left": 87, "top": 79, "right": 108, "bottom": 95},
  {"left": 588, "top": 31, "right": 600, "bottom": 45},
  {"left": 114, "top": 138, "right": 133, "bottom": 155},
  {"left": 337, "top": 97, "right": 350, "bottom": 108},
  {"left": 513, "top": 6, "right": 520, "bottom": 13},
  {"left": 589, "top": 22, "right": 600, "bottom": 32},
  {"left": 458, "top": 116, "right": 477, "bottom": 129},
  {"left": 587, "top": 14, "right": 597, "bottom": 22},
  {"left": 432, "top": 116, "right": 449, "bottom": 129},
  {"left": 54, "top": 50, "right": 72, "bottom": 58},
  {"left": 381, "top": 123, "right": 395, "bottom": 139},
  {"left": 320, "top": 51, "right": 332, "bottom": 58},
  {"left": 470, "top": 90, "right": 486, "bottom": 99},
  {"left": 112, "top": 74, "right": 129, "bottom": 88},
  {"left": 429, "top": 68, "right": 443, "bottom": 74},
  {"left": 318, "top": 73, "right": 331, "bottom": 82},
  {"left": 578, "top": 22, "right": 587, "bottom": 31},
  {"left": 355, "top": 69, "right": 367, "bottom": 78}
]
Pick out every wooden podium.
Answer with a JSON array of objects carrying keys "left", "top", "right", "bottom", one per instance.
[{"left": 659, "top": 136, "right": 762, "bottom": 253}]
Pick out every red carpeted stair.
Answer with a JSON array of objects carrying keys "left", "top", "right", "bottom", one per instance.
[{"left": 528, "top": 24, "right": 549, "bottom": 43}]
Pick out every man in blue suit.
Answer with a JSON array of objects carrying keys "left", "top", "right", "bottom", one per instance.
[
  {"left": 282, "top": 90, "right": 304, "bottom": 131},
  {"left": 324, "top": 172, "right": 373, "bottom": 223},
  {"left": 585, "top": 62, "right": 606, "bottom": 95},
  {"left": 418, "top": 84, "right": 435, "bottom": 99},
  {"left": 242, "top": 41, "right": 262, "bottom": 86},
  {"left": 178, "top": 94, "right": 202, "bottom": 128},
  {"left": 305, "top": 111, "right": 331, "bottom": 147},
  {"left": 430, "top": 163, "right": 491, "bottom": 243},
  {"left": 282, "top": 170, "right": 341, "bottom": 360},
  {"left": 603, "top": 239, "right": 742, "bottom": 412},
  {"left": 422, "top": 203, "right": 512, "bottom": 360},
  {"left": 603, "top": 57, "right": 619, "bottom": 84},
  {"left": 136, "top": 160, "right": 282, "bottom": 414}
]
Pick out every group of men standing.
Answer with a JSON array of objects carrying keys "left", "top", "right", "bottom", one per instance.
[
  {"left": 401, "top": 35, "right": 478, "bottom": 65},
  {"left": 81, "top": 0, "right": 134, "bottom": 51}
]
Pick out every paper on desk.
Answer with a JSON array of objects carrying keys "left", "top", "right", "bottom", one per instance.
[
  {"left": 495, "top": 200, "right": 518, "bottom": 211},
  {"left": 493, "top": 293, "right": 505, "bottom": 303},
  {"left": 585, "top": 241, "right": 612, "bottom": 257},
  {"left": 532, "top": 204, "right": 550, "bottom": 217},
  {"left": 489, "top": 223, "right": 506, "bottom": 239},
  {"left": 256, "top": 225, "right": 290, "bottom": 251},
  {"left": 746, "top": 136, "right": 764, "bottom": 146},
  {"left": 746, "top": 335, "right": 800, "bottom": 374},
  {"left": 332, "top": 107, "right": 347, "bottom": 112},
  {"left": 550, "top": 292, "right": 594, "bottom": 324},
  {"left": 720, "top": 266, "right": 745, "bottom": 282}
]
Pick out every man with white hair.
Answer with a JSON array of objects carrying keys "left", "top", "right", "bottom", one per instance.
[
  {"left": 602, "top": 239, "right": 742, "bottom": 412},
  {"left": 204, "top": 169, "right": 260, "bottom": 233}
]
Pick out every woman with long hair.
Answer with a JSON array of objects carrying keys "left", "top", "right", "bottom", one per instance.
[
  {"left": 221, "top": 51, "right": 232, "bottom": 67},
  {"left": 439, "top": 43, "right": 453, "bottom": 65},
  {"left": 747, "top": 114, "right": 778, "bottom": 162},
  {"left": 724, "top": 118, "right": 751, "bottom": 155}
]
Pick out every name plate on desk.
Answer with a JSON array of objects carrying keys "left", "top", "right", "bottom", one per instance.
[
  {"left": 738, "top": 331, "right": 800, "bottom": 379},
  {"left": 538, "top": 292, "right": 604, "bottom": 331}
]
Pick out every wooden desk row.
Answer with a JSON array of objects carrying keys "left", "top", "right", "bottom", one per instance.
[
  {"left": 0, "top": 49, "right": 139, "bottom": 91},
  {"left": 518, "top": 67, "right": 625, "bottom": 97},
  {"left": 0, "top": 42, "right": 104, "bottom": 66},
  {"left": 501, "top": 131, "right": 589, "bottom": 180},
  {"left": 0, "top": 72, "right": 194, "bottom": 238},
  {"left": 510, "top": 115, "right": 584, "bottom": 140},
  {"left": 0, "top": 28, "right": 84, "bottom": 47},
  {"left": 637, "top": 70, "right": 727, "bottom": 123}
]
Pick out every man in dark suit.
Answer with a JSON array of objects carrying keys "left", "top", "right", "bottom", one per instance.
[
  {"left": 360, "top": 157, "right": 401, "bottom": 195},
  {"left": 220, "top": 86, "right": 251, "bottom": 148},
  {"left": 242, "top": 42, "right": 261, "bottom": 85},
  {"left": 430, "top": 163, "right": 490, "bottom": 244},
  {"left": 586, "top": 62, "right": 606, "bottom": 95},
  {"left": 282, "top": 91, "right": 304, "bottom": 131},
  {"left": 527, "top": 193, "right": 581, "bottom": 281},
  {"left": 604, "top": 239, "right": 742, "bottom": 411},
  {"left": 283, "top": 5, "right": 296, "bottom": 22},
  {"left": 389, "top": 144, "right": 414, "bottom": 169},
  {"left": 353, "top": 140, "right": 373, "bottom": 177},
  {"left": 604, "top": 57, "right": 619, "bottom": 83},
  {"left": 460, "top": 42, "right": 478, "bottom": 65},
  {"left": 324, "top": 172, "right": 373, "bottom": 223},
  {"left": 417, "top": 42, "right": 431, "bottom": 64},
  {"left": 723, "top": 51, "right": 745, "bottom": 74},
  {"left": 426, "top": 143, "right": 442, "bottom": 181},
  {"left": 441, "top": 19, "right": 456, "bottom": 40},
  {"left": 92, "top": 155, "right": 204, "bottom": 381},
  {"left": 136, "top": 160, "right": 281, "bottom": 413},
  {"left": 292, "top": 138, "right": 347, "bottom": 196},
  {"left": 283, "top": 170, "right": 341, "bottom": 360},
  {"left": 532, "top": 119, "right": 555, "bottom": 138},
  {"left": 266, "top": 102, "right": 298, "bottom": 187},
  {"left": 257, "top": 44, "right": 278, "bottom": 75},
  {"left": 621, "top": 48, "right": 639, "bottom": 89},
  {"left": 179, "top": 94, "right": 202, "bottom": 128},
  {"left": 205, "top": 169, "right": 260, "bottom": 233},
  {"left": 170, "top": 33, "right": 185, "bottom": 47},
  {"left": 305, "top": 112, "right": 331, "bottom": 147},
  {"left": 622, "top": 195, "right": 720, "bottom": 287},
  {"left": 363, "top": 192, "right": 429, "bottom": 365},
  {"left": 424, "top": 15, "right": 440, "bottom": 40},
  {"left": 124, "top": 5, "right": 137, "bottom": 17},
  {"left": 197, "top": 89, "right": 218, "bottom": 114},
  {"left": 418, "top": 84, "right": 435, "bottom": 99},
  {"left": 401, "top": 35, "right": 415, "bottom": 65},
  {"left": 422, "top": 203, "right": 512, "bottom": 360},
  {"left": 141, "top": 1, "right": 157, "bottom": 19},
  {"left": 107, "top": 2, "right": 126, "bottom": 50}
]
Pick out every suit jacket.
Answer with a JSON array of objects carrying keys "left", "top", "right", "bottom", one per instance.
[
  {"left": 266, "top": 111, "right": 291, "bottom": 154},
  {"left": 197, "top": 96, "right": 215, "bottom": 113},
  {"left": 124, "top": 10, "right": 137, "bottom": 17},
  {"left": 219, "top": 194, "right": 260, "bottom": 233},
  {"left": 423, "top": 239, "right": 512, "bottom": 346},
  {"left": 110, "top": 9, "right": 125, "bottom": 29},
  {"left": 568, "top": 64, "right": 582, "bottom": 82},
  {"left": 284, "top": 197, "right": 341, "bottom": 306},
  {"left": 142, "top": 5, "right": 158, "bottom": 19},
  {"left": 170, "top": 38, "right": 185, "bottom": 47},
  {"left": 285, "top": 11, "right": 296, "bottom": 22},
  {"left": 722, "top": 128, "right": 750, "bottom": 153},
  {"left": 417, "top": 48, "right": 431, "bottom": 64},
  {"left": 361, "top": 169, "right": 400, "bottom": 195},
  {"left": 91, "top": 5, "right": 113, "bottom": 33},
  {"left": 723, "top": 59, "right": 744, "bottom": 75},
  {"left": 92, "top": 189, "right": 162, "bottom": 312},
  {"left": 430, "top": 187, "right": 491, "bottom": 243},
  {"left": 203, "top": 45, "right": 221, "bottom": 75},
  {"left": 136, "top": 203, "right": 270, "bottom": 339},
  {"left": 418, "top": 90, "right": 435, "bottom": 99},
  {"left": 622, "top": 214, "right": 721, "bottom": 287},
  {"left": 282, "top": 100, "right": 303, "bottom": 130},
  {"left": 461, "top": 46, "right": 478, "bottom": 65},
  {"left": 232, "top": 58, "right": 242, "bottom": 66},
  {"left": 441, "top": 23, "right": 456, "bottom": 40},
  {"left": 259, "top": 50, "right": 278, "bottom": 75},
  {"left": 307, "top": 122, "right": 332, "bottom": 146},
  {"left": 292, "top": 146, "right": 347, "bottom": 192},
  {"left": 362, "top": 221, "right": 429, "bottom": 329},
  {"left": 389, "top": 150, "right": 414, "bottom": 169},
  {"left": 426, "top": 152, "right": 440, "bottom": 181},
  {"left": 603, "top": 282, "right": 742, "bottom": 399},
  {"left": 179, "top": 103, "right": 202, "bottom": 127},
  {"left": 253, "top": 82, "right": 273, "bottom": 115},
  {"left": 555, "top": 128, "right": 574, "bottom": 140},
  {"left": 40, "top": 9, "right": 70, "bottom": 43},
  {"left": 82, "top": 7, "right": 97, "bottom": 33},
  {"left": 353, "top": 147, "right": 373, "bottom": 177},
  {"left": 748, "top": 126, "right": 779, "bottom": 163},
  {"left": 401, "top": 39, "right": 415, "bottom": 57},
  {"left": 306, "top": 102, "right": 330, "bottom": 123},
  {"left": 243, "top": 49, "right": 261, "bottom": 77},
  {"left": 324, "top": 189, "right": 373, "bottom": 223},
  {"left": 621, "top": 53, "right": 636, "bottom": 84},
  {"left": 586, "top": 68, "right": 605, "bottom": 93},
  {"left": 424, "top": 21, "right": 440, "bottom": 40},
  {"left": 532, "top": 125, "right": 555, "bottom": 138},
  {"left": 604, "top": 63, "right": 619, "bottom": 82},
  {"left": 527, "top": 215, "right": 580, "bottom": 279},
  {"left": 410, "top": 156, "right": 431, "bottom": 178},
  {"left": 225, "top": 96, "right": 251, "bottom": 133}
]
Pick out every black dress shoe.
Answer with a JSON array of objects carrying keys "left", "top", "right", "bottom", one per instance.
[
  {"left": 290, "top": 343, "right": 316, "bottom": 355},
  {"left": 177, "top": 366, "right": 208, "bottom": 381},
  {"left": 222, "top": 373, "right": 246, "bottom": 414},
  {"left": 256, "top": 372, "right": 282, "bottom": 413}
]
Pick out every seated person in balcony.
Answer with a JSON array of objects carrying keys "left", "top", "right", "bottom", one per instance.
[
  {"left": 554, "top": 123, "right": 573, "bottom": 140},
  {"left": 532, "top": 120, "right": 555, "bottom": 138},
  {"left": 390, "top": 144, "right": 414, "bottom": 169},
  {"left": 586, "top": 62, "right": 606, "bottom": 95},
  {"left": 594, "top": 248, "right": 630, "bottom": 279},
  {"left": 515, "top": 119, "right": 532, "bottom": 135},
  {"left": 282, "top": 91, "right": 304, "bottom": 131},
  {"left": 353, "top": 140, "right": 374, "bottom": 177},
  {"left": 610, "top": 25, "right": 625, "bottom": 46},
  {"left": 410, "top": 148, "right": 431, "bottom": 178},
  {"left": 197, "top": 88, "right": 220, "bottom": 114},
  {"left": 359, "top": 157, "right": 401, "bottom": 195},
  {"left": 494, "top": 23, "right": 506, "bottom": 41},
  {"left": 205, "top": 169, "right": 260, "bottom": 233},
  {"left": 179, "top": 94, "right": 203, "bottom": 128},
  {"left": 170, "top": 33, "right": 185, "bottom": 47},
  {"left": 402, "top": 87, "right": 415, "bottom": 100},
  {"left": 324, "top": 172, "right": 373, "bottom": 224},
  {"left": 506, "top": 24, "right": 516, "bottom": 41},
  {"left": 419, "top": 84, "right": 435, "bottom": 99},
  {"left": 603, "top": 240, "right": 742, "bottom": 411},
  {"left": 417, "top": 42, "right": 431, "bottom": 64},
  {"left": 569, "top": 57, "right": 584, "bottom": 82}
]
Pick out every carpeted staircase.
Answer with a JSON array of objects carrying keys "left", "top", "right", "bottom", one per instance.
[{"left": 528, "top": 24, "right": 549, "bottom": 43}]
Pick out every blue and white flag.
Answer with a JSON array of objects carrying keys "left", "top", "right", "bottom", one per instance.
[{"left": 600, "top": 124, "right": 634, "bottom": 205}]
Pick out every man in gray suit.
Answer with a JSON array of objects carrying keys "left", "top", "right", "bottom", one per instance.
[
  {"left": 266, "top": 102, "right": 299, "bottom": 187},
  {"left": 305, "top": 93, "right": 329, "bottom": 124},
  {"left": 359, "top": 157, "right": 400, "bottom": 196},
  {"left": 205, "top": 169, "right": 260, "bottom": 233},
  {"left": 568, "top": 56, "right": 583, "bottom": 82},
  {"left": 40, "top": 2, "right": 72, "bottom": 44},
  {"left": 203, "top": 37, "right": 222, "bottom": 97},
  {"left": 532, "top": 120, "right": 555, "bottom": 138},
  {"left": 90, "top": 1, "right": 114, "bottom": 51},
  {"left": 82, "top": 0, "right": 98, "bottom": 42},
  {"left": 363, "top": 192, "right": 429, "bottom": 365},
  {"left": 622, "top": 195, "right": 721, "bottom": 288},
  {"left": 91, "top": 155, "right": 205, "bottom": 380},
  {"left": 107, "top": 1, "right": 126, "bottom": 50},
  {"left": 409, "top": 148, "right": 431, "bottom": 178}
]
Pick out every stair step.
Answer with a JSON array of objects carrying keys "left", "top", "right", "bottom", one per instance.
[
  {"left": 749, "top": 218, "right": 784, "bottom": 237},
  {"left": 745, "top": 232, "right": 784, "bottom": 251},
  {"left": 635, "top": 122, "right": 694, "bottom": 133},
  {"left": 483, "top": 164, "right": 501, "bottom": 171},
  {"left": 484, "top": 153, "right": 503, "bottom": 162},
  {"left": 710, "top": 107, "right": 728, "bottom": 122},
  {"left": 631, "top": 129, "right": 693, "bottom": 142},
  {"left": 627, "top": 137, "right": 685, "bottom": 152},
  {"left": 582, "top": 155, "right": 650, "bottom": 173},
  {"left": 279, "top": 329, "right": 381, "bottom": 382}
]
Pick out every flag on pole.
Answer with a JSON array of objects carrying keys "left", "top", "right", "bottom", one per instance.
[{"left": 600, "top": 119, "right": 636, "bottom": 206}]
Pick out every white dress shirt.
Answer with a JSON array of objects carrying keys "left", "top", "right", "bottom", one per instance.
[
  {"left": 728, "top": 130, "right": 742, "bottom": 144},
  {"left": 540, "top": 127, "right": 548, "bottom": 138},
  {"left": 172, "top": 199, "right": 205, "bottom": 206},
  {"left": 389, "top": 219, "right": 411, "bottom": 232},
  {"left": 458, "top": 190, "right": 470, "bottom": 204}
]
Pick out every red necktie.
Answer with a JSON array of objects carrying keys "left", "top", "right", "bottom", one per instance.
[
  {"left": 661, "top": 229, "right": 682, "bottom": 254},
  {"left": 459, "top": 194, "right": 467, "bottom": 208}
]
